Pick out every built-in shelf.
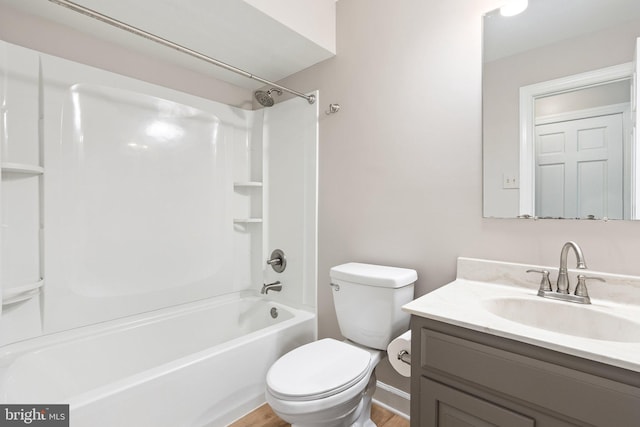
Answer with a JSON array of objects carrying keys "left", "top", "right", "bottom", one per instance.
[
  {"left": 2, "top": 161, "right": 44, "bottom": 306},
  {"left": 233, "top": 218, "right": 263, "bottom": 224},
  {"left": 233, "top": 182, "right": 262, "bottom": 225},
  {"left": 233, "top": 182, "right": 263, "bottom": 188},
  {"left": 1, "top": 162, "right": 44, "bottom": 175},
  {"left": 2, "top": 279, "right": 44, "bottom": 306}
]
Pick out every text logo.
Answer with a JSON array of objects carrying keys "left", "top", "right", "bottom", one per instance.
[{"left": 0, "top": 405, "right": 69, "bottom": 426}]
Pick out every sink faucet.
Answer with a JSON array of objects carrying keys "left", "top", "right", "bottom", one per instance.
[
  {"left": 556, "top": 241, "right": 587, "bottom": 294},
  {"left": 527, "top": 241, "right": 603, "bottom": 304},
  {"left": 261, "top": 281, "right": 282, "bottom": 294}
]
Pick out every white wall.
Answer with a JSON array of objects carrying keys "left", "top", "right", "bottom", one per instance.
[
  {"left": 263, "top": 95, "right": 319, "bottom": 311},
  {"left": 1, "top": 41, "right": 319, "bottom": 345},
  {"left": 0, "top": 41, "right": 260, "bottom": 341},
  {"left": 535, "top": 80, "right": 630, "bottom": 117},
  {"left": 244, "top": 0, "right": 336, "bottom": 54}
]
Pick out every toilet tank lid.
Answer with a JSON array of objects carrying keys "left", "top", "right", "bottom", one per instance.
[{"left": 330, "top": 263, "right": 417, "bottom": 288}]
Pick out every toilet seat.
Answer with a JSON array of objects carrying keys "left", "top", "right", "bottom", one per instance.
[{"left": 266, "top": 338, "right": 372, "bottom": 401}]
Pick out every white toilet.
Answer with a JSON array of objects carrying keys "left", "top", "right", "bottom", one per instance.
[{"left": 265, "top": 262, "right": 417, "bottom": 427}]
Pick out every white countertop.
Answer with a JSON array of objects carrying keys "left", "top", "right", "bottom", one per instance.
[{"left": 403, "top": 257, "right": 640, "bottom": 372}]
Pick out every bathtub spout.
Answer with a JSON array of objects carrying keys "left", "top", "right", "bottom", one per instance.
[{"left": 261, "top": 281, "right": 282, "bottom": 294}]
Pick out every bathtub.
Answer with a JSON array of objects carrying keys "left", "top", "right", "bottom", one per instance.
[{"left": 0, "top": 292, "right": 316, "bottom": 426}]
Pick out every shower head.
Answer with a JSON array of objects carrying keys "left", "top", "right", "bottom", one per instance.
[{"left": 254, "top": 88, "right": 283, "bottom": 107}]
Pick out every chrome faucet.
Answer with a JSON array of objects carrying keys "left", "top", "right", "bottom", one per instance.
[
  {"left": 261, "top": 281, "right": 282, "bottom": 294},
  {"left": 556, "top": 241, "right": 587, "bottom": 294},
  {"left": 527, "top": 241, "right": 603, "bottom": 304}
]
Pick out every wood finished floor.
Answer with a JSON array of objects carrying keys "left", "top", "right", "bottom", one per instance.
[{"left": 229, "top": 403, "right": 409, "bottom": 427}]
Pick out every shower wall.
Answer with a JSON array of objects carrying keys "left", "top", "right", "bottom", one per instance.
[
  {"left": 263, "top": 100, "right": 318, "bottom": 310},
  {"left": 0, "top": 40, "right": 318, "bottom": 345}
]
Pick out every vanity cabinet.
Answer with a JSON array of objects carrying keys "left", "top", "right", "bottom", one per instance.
[{"left": 411, "top": 317, "right": 640, "bottom": 427}]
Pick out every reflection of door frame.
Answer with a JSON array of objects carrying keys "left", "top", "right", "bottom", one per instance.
[{"left": 519, "top": 62, "right": 633, "bottom": 217}]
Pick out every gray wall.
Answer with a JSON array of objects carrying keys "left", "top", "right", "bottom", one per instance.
[
  {"left": 4, "top": 0, "right": 640, "bottom": 395},
  {"left": 276, "top": 0, "right": 640, "bottom": 391}
]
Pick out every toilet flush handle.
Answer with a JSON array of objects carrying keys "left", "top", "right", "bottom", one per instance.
[{"left": 330, "top": 283, "right": 340, "bottom": 291}]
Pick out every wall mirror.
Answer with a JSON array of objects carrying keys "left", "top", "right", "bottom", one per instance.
[{"left": 483, "top": 0, "right": 640, "bottom": 219}]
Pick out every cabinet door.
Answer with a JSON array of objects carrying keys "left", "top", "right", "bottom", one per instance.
[{"left": 421, "top": 378, "right": 534, "bottom": 427}]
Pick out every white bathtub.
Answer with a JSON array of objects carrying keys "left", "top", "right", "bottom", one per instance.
[{"left": 0, "top": 292, "right": 316, "bottom": 426}]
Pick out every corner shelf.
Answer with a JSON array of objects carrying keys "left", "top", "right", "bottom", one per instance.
[
  {"left": 234, "top": 218, "right": 263, "bottom": 224},
  {"left": 1, "top": 162, "right": 45, "bottom": 307},
  {"left": 233, "top": 182, "right": 263, "bottom": 188},
  {"left": 233, "top": 182, "right": 263, "bottom": 224},
  {"left": 2, "top": 279, "right": 44, "bottom": 306},
  {"left": 1, "top": 162, "right": 45, "bottom": 175}
]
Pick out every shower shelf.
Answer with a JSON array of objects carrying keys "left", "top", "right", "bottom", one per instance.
[
  {"left": 233, "top": 183, "right": 262, "bottom": 224},
  {"left": 2, "top": 279, "right": 44, "bottom": 306},
  {"left": 233, "top": 182, "right": 263, "bottom": 188},
  {"left": 1, "top": 162, "right": 45, "bottom": 175},
  {"left": 233, "top": 218, "right": 263, "bottom": 224}
]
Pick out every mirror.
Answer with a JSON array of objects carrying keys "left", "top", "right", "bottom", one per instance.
[{"left": 483, "top": 0, "right": 640, "bottom": 219}]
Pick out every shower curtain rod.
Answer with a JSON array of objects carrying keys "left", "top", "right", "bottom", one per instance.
[{"left": 48, "top": 0, "right": 316, "bottom": 104}]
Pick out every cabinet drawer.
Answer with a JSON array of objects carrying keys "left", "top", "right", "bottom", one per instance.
[
  {"left": 421, "top": 377, "right": 534, "bottom": 427},
  {"left": 421, "top": 328, "right": 640, "bottom": 426}
]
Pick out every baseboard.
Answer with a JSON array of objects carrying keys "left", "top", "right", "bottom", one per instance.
[{"left": 372, "top": 381, "right": 410, "bottom": 419}]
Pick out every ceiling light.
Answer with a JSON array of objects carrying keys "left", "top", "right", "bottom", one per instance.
[{"left": 500, "top": 0, "right": 528, "bottom": 17}]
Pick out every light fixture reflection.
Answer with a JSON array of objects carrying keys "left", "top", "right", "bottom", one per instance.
[
  {"left": 145, "top": 120, "right": 185, "bottom": 142},
  {"left": 70, "top": 89, "right": 84, "bottom": 145},
  {"left": 127, "top": 142, "right": 149, "bottom": 151},
  {"left": 500, "top": 0, "right": 528, "bottom": 17}
]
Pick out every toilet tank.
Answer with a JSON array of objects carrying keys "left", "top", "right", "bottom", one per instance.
[{"left": 329, "top": 263, "right": 416, "bottom": 350}]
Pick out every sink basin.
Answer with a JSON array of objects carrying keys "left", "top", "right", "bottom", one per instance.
[
  {"left": 482, "top": 296, "right": 640, "bottom": 343},
  {"left": 402, "top": 257, "right": 640, "bottom": 371}
]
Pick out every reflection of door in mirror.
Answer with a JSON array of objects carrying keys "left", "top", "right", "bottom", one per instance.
[{"left": 535, "top": 113, "right": 625, "bottom": 219}]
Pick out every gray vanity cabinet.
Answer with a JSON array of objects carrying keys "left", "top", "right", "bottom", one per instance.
[
  {"left": 411, "top": 317, "right": 640, "bottom": 427},
  {"left": 421, "top": 378, "right": 535, "bottom": 426}
]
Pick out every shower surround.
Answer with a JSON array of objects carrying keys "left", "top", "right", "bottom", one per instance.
[{"left": 0, "top": 40, "right": 318, "bottom": 425}]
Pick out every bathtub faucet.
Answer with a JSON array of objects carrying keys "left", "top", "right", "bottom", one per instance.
[{"left": 261, "top": 281, "right": 282, "bottom": 294}]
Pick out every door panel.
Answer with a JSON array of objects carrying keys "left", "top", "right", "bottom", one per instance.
[
  {"left": 535, "top": 113, "right": 624, "bottom": 218},
  {"left": 538, "top": 163, "right": 565, "bottom": 217},
  {"left": 421, "top": 378, "right": 534, "bottom": 427}
]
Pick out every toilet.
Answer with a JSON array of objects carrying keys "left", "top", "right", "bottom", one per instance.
[{"left": 265, "top": 262, "right": 417, "bottom": 427}]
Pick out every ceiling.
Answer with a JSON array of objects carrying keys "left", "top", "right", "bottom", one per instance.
[
  {"left": 483, "top": 0, "right": 640, "bottom": 62},
  {"left": 0, "top": 0, "right": 336, "bottom": 89}
]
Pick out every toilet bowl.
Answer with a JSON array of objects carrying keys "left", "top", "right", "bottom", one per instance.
[
  {"left": 266, "top": 338, "right": 383, "bottom": 427},
  {"left": 265, "top": 263, "right": 417, "bottom": 427}
]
